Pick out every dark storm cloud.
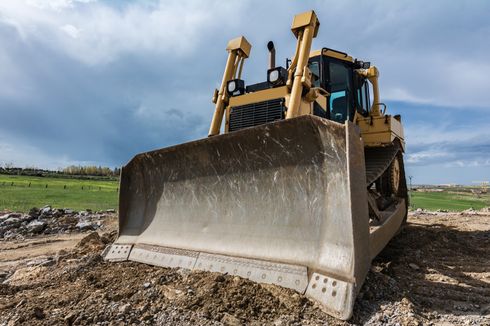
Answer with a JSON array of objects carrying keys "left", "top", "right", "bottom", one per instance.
[{"left": 0, "top": 0, "right": 489, "bottom": 184}]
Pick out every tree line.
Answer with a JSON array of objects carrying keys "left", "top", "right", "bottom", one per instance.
[
  {"left": 0, "top": 164, "right": 121, "bottom": 179},
  {"left": 61, "top": 165, "right": 121, "bottom": 177}
]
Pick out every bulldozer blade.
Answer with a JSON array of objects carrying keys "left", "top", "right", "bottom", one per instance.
[{"left": 108, "top": 115, "right": 371, "bottom": 320}]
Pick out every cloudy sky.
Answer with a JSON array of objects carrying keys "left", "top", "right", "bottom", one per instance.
[{"left": 0, "top": 0, "right": 489, "bottom": 184}]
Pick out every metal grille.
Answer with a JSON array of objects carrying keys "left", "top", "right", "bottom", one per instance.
[{"left": 229, "top": 98, "right": 285, "bottom": 132}]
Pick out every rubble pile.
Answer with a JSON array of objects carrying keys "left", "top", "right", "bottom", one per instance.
[
  {"left": 411, "top": 206, "right": 490, "bottom": 216},
  {"left": 0, "top": 206, "right": 116, "bottom": 240}
]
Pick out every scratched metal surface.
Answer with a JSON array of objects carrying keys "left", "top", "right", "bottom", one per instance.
[{"left": 116, "top": 115, "right": 370, "bottom": 283}]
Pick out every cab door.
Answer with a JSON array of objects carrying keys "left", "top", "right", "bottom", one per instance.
[{"left": 324, "top": 58, "right": 355, "bottom": 123}]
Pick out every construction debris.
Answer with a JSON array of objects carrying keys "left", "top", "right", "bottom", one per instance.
[{"left": 0, "top": 206, "right": 115, "bottom": 240}]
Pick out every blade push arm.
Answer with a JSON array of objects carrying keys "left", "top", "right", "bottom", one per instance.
[
  {"left": 208, "top": 36, "right": 251, "bottom": 136},
  {"left": 285, "top": 11, "right": 319, "bottom": 119}
]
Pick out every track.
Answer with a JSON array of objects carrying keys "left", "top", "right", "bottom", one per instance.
[{"left": 364, "top": 143, "right": 400, "bottom": 186}]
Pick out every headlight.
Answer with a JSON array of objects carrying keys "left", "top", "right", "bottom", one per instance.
[
  {"left": 267, "top": 67, "right": 287, "bottom": 86},
  {"left": 269, "top": 70, "right": 280, "bottom": 83},
  {"left": 227, "top": 80, "right": 236, "bottom": 93},
  {"left": 226, "top": 79, "right": 245, "bottom": 96}
]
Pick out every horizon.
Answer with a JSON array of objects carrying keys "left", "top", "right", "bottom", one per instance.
[{"left": 0, "top": 165, "right": 487, "bottom": 187}]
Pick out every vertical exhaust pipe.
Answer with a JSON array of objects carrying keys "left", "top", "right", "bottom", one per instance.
[{"left": 267, "top": 41, "right": 275, "bottom": 69}]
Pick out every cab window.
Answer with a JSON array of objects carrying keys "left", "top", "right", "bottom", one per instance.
[
  {"left": 356, "top": 79, "right": 370, "bottom": 116},
  {"left": 308, "top": 61, "right": 321, "bottom": 88},
  {"left": 328, "top": 61, "right": 352, "bottom": 123}
]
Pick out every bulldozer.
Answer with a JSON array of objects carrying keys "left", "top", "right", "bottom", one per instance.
[{"left": 104, "top": 10, "right": 407, "bottom": 320}]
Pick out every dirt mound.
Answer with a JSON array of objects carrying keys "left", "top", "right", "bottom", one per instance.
[
  {"left": 75, "top": 232, "right": 115, "bottom": 255},
  {"left": 0, "top": 257, "right": 330, "bottom": 325},
  {"left": 0, "top": 212, "right": 489, "bottom": 325}
]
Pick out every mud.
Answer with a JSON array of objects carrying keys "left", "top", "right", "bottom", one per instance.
[{"left": 0, "top": 211, "right": 488, "bottom": 325}]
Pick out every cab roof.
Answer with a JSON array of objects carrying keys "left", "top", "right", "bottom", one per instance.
[{"left": 309, "top": 48, "right": 354, "bottom": 63}]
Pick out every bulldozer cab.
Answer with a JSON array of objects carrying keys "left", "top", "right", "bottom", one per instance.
[{"left": 308, "top": 50, "right": 372, "bottom": 123}]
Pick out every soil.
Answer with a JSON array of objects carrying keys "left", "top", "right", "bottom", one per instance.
[{"left": 0, "top": 211, "right": 489, "bottom": 325}]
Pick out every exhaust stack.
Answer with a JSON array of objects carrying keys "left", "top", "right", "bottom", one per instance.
[{"left": 267, "top": 41, "right": 276, "bottom": 69}]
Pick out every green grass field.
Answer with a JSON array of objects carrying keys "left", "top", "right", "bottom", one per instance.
[
  {"left": 0, "top": 174, "right": 118, "bottom": 212},
  {"left": 1, "top": 174, "right": 489, "bottom": 213},
  {"left": 410, "top": 191, "right": 490, "bottom": 211}
]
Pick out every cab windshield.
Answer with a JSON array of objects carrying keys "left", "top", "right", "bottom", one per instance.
[{"left": 308, "top": 55, "right": 355, "bottom": 123}]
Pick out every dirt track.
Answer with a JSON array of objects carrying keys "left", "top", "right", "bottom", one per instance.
[{"left": 0, "top": 211, "right": 489, "bottom": 325}]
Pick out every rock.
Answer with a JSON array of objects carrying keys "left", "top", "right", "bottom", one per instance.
[
  {"left": 0, "top": 224, "right": 15, "bottom": 234},
  {"left": 58, "top": 216, "right": 78, "bottom": 225},
  {"left": 76, "top": 221, "right": 94, "bottom": 231},
  {"left": 26, "top": 258, "right": 55, "bottom": 267},
  {"left": 21, "top": 214, "right": 35, "bottom": 223},
  {"left": 106, "top": 209, "right": 116, "bottom": 213},
  {"left": 273, "top": 318, "right": 286, "bottom": 326},
  {"left": 3, "top": 230, "right": 20, "bottom": 240},
  {"left": 28, "top": 207, "right": 40, "bottom": 218},
  {"left": 143, "top": 282, "right": 151, "bottom": 289},
  {"left": 119, "top": 303, "right": 131, "bottom": 314},
  {"left": 3, "top": 217, "right": 21, "bottom": 226},
  {"left": 0, "top": 213, "right": 16, "bottom": 222},
  {"left": 221, "top": 313, "right": 241, "bottom": 326},
  {"left": 0, "top": 271, "right": 10, "bottom": 281},
  {"left": 177, "top": 268, "right": 191, "bottom": 278},
  {"left": 64, "top": 312, "right": 76, "bottom": 325},
  {"left": 64, "top": 209, "right": 74, "bottom": 215},
  {"left": 481, "top": 304, "right": 490, "bottom": 315},
  {"left": 57, "top": 249, "right": 68, "bottom": 256},
  {"left": 409, "top": 263, "right": 420, "bottom": 270},
  {"left": 73, "top": 316, "right": 84, "bottom": 325},
  {"left": 26, "top": 220, "right": 47, "bottom": 233},
  {"left": 39, "top": 258, "right": 56, "bottom": 267},
  {"left": 33, "top": 307, "right": 45, "bottom": 319},
  {"left": 40, "top": 206, "right": 52, "bottom": 215}
]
